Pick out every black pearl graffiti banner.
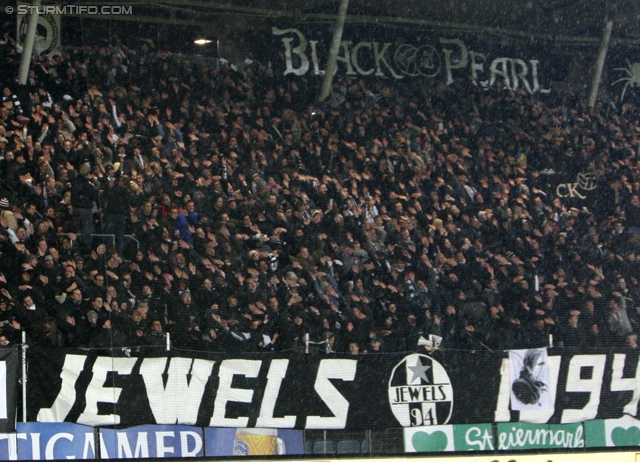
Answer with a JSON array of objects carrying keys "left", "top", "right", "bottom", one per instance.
[
  {"left": 25, "top": 347, "right": 640, "bottom": 429},
  {"left": 266, "top": 26, "right": 553, "bottom": 93},
  {"left": 247, "top": 22, "right": 567, "bottom": 95},
  {"left": 253, "top": 23, "right": 640, "bottom": 100}
]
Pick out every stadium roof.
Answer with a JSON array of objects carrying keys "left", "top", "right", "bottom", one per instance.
[{"left": 53, "top": 0, "right": 640, "bottom": 48}]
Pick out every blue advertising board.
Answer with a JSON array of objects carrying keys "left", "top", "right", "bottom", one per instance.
[
  {"left": 100, "top": 425, "right": 204, "bottom": 459},
  {"left": 0, "top": 424, "right": 299, "bottom": 459},
  {"left": 0, "top": 423, "right": 95, "bottom": 460}
]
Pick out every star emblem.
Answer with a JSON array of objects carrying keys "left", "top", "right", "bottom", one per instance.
[{"left": 408, "top": 361, "right": 431, "bottom": 383}]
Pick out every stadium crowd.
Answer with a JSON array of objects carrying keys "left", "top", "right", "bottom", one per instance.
[{"left": 0, "top": 31, "right": 639, "bottom": 355}]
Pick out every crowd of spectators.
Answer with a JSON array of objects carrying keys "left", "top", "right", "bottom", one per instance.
[{"left": 0, "top": 29, "right": 639, "bottom": 356}]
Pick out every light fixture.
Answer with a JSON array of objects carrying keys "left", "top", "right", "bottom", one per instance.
[{"left": 194, "top": 39, "right": 213, "bottom": 45}]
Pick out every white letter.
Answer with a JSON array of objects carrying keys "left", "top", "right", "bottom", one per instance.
[
  {"left": 272, "top": 28, "right": 309, "bottom": 76},
  {"left": 117, "top": 432, "right": 149, "bottom": 459},
  {"left": 305, "top": 359, "right": 357, "bottom": 429},
  {"left": 180, "top": 431, "right": 202, "bottom": 457},
  {"left": 98, "top": 433, "right": 109, "bottom": 459},
  {"left": 566, "top": 183, "right": 586, "bottom": 199},
  {"left": 561, "top": 355, "right": 606, "bottom": 423},
  {"left": 465, "top": 427, "right": 484, "bottom": 450},
  {"left": 611, "top": 354, "right": 640, "bottom": 416},
  {"left": 37, "top": 355, "right": 87, "bottom": 422},
  {"left": 155, "top": 431, "right": 174, "bottom": 458},
  {"left": 256, "top": 359, "right": 296, "bottom": 428},
  {"left": 489, "top": 58, "right": 511, "bottom": 90},
  {"left": 310, "top": 41, "right": 322, "bottom": 75},
  {"left": 494, "top": 358, "right": 511, "bottom": 421},
  {"left": 440, "top": 38, "right": 468, "bottom": 85},
  {"left": 82, "top": 432, "right": 96, "bottom": 460},
  {"left": 556, "top": 183, "right": 569, "bottom": 198},
  {"left": 0, "top": 433, "right": 23, "bottom": 461},
  {"left": 351, "top": 42, "right": 374, "bottom": 75},
  {"left": 77, "top": 357, "right": 136, "bottom": 426},
  {"left": 530, "top": 60, "right": 551, "bottom": 93},
  {"left": 30, "top": 433, "right": 39, "bottom": 460},
  {"left": 373, "top": 43, "right": 402, "bottom": 79},
  {"left": 470, "top": 51, "right": 486, "bottom": 85},
  {"left": 210, "top": 360, "right": 261, "bottom": 427},
  {"left": 511, "top": 59, "right": 533, "bottom": 93},
  {"left": 336, "top": 41, "right": 356, "bottom": 75},
  {"left": 45, "top": 433, "right": 74, "bottom": 460},
  {"left": 140, "top": 357, "right": 214, "bottom": 425}
]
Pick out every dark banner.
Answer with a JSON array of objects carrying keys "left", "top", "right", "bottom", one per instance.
[
  {"left": 265, "top": 25, "right": 553, "bottom": 94},
  {"left": 536, "top": 171, "right": 598, "bottom": 203},
  {"left": 0, "top": 349, "right": 18, "bottom": 433},
  {"left": 25, "top": 348, "right": 640, "bottom": 430},
  {"left": 254, "top": 23, "right": 640, "bottom": 101}
]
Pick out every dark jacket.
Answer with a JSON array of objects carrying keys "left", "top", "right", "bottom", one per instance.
[{"left": 70, "top": 175, "right": 98, "bottom": 210}]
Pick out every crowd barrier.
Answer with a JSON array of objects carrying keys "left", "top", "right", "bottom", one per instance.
[
  {"left": 0, "top": 347, "right": 639, "bottom": 458},
  {"left": 0, "top": 420, "right": 640, "bottom": 459}
]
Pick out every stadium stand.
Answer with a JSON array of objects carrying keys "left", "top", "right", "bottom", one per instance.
[{"left": 0, "top": 25, "right": 638, "bottom": 359}]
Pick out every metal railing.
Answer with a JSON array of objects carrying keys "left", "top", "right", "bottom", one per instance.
[{"left": 56, "top": 233, "right": 140, "bottom": 250}]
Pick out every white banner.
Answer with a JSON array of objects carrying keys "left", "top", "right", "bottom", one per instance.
[
  {"left": 509, "top": 349, "right": 553, "bottom": 411},
  {"left": 17, "top": 2, "right": 61, "bottom": 57}
]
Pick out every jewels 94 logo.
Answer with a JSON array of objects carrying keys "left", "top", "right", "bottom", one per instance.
[{"left": 388, "top": 354, "right": 454, "bottom": 427}]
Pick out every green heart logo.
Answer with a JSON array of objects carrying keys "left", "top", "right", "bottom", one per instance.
[
  {"left": 611, "top": 426, "right": 640, "bottom": 447},
  {"left": 412, "top": 430, "right": 448, "bottom": 452}
]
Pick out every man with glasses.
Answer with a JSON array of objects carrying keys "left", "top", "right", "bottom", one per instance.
[{"left": 88, "top": 273, "right": 107, "bottom": 299}]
